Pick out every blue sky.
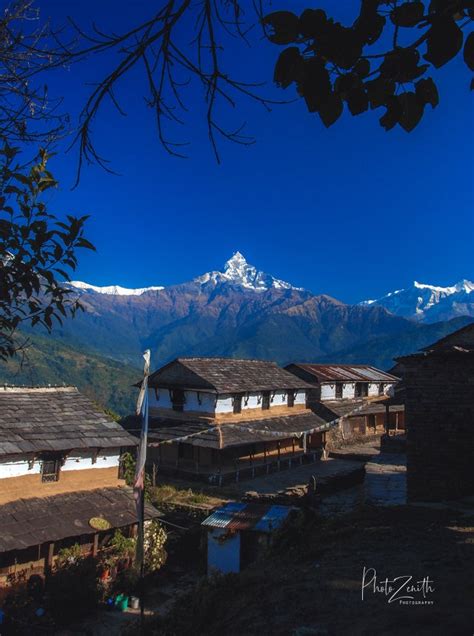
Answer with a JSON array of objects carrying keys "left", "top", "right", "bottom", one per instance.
[{"left": 41, "top": 1, "right": 473, "bottom": 304}]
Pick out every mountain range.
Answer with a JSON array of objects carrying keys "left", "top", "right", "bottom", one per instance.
[
  {"left": 360, "top": 279, "right": 474, "bottom": 322},
  {"left": 52, "top": 252, "right": 413, "bottom": 366},
  {"left": 0, "top": 331, "right": 138, "bottom": 415},
  {"left": 1, "top": 252, "right": 472, "bottom": 414}
]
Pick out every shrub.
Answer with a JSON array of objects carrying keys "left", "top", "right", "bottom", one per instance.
[
  {"left": 46, "top": 556, "right": 102, "bottom": 625},
  {"left": 109, "top": 529, "right": 136, "bottom": 560},
  {"left": 55, "top": 543, "right": 83, "bottom": 568},
  {"left": 144, "top": 521, "right": 167, "bottom": 573}
]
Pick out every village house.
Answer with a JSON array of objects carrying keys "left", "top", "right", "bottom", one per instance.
[
  {"left": 284, "top": 364, "right": 403, "bottom": 438},
  {"left": 136, "top": 358, "right": 332, "bottom": 484},
  {"left": 395, "top": 323, "right": 474, "bottom": 502},
  {"left": 0, "top": 386, "right": 159, "bottom": 591},
  {"left": 202, "top": 502, "right": 296, "bottom": 574}
]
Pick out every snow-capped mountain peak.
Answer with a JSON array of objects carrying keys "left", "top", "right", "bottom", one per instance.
[
  {"left": 68, "top": 281, "right": 164, "bottom": 296},
  {"left": 359, "top": 279, "right": 474, "bottom": 322},
  {"left": 68, "top": 251, "right": 302, "bottom": 296},
  {"left": 194, "top": 251, "right": 303, "bottom": 292}
]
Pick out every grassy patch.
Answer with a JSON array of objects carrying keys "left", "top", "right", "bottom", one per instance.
[{"left": 150, "top": 483, "right": 223, "bottom": 508}]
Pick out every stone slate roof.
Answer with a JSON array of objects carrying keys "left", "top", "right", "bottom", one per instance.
[
  {"left": 0, "top": 487, "right": 160, "bottom": 553},
  {"left": 0, "top": 387, "right": 137, "bottom": 458},
  {"left": 148, "top": 358, "right": 312, "bottom": 393},
  {"left": 396, "top": 323, "right": 474, "bottom": 365},
  {"left": 145, "top": 412, "right": 330, "bottom": 449},
  {"left": 286, "top": 363, "right": 398, "bottom": 384},
  {"left": 311, "top": 399, "right": 403, "bottom": 422},
  {"left": 421, "top": 322, "right": 474, "bottom": 353}
]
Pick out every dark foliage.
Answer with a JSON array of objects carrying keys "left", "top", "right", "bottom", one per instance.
[
  {"left": 0, "top": 143, "right": 94, "bottom": 359},
  {"left": 51, "top": 1, "right": 474, "bottom": 172},
  {"left": 265, "top": 0, "right": 473, "bottom": 132},
  {"left": 45, "top": 556, "right": 103, "bottom": 625},
  {"left": 0, "top": 1, "right": 68, "bottom": 147}
]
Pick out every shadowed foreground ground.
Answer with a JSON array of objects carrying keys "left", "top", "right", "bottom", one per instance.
[{"left": 153, "top": 505, "right": 474, "bottom": 636}]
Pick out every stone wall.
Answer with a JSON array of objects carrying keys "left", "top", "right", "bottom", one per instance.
[{"left": 403, "top": 353, "right": 474, "bottom": 502}]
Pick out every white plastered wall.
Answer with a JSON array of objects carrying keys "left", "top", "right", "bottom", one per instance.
[
  {"left": 148, "top": 388, "right": 216, "bottom": 413},
  {"left": 0, "top": 448, "right": 120, "bottom": 479}
]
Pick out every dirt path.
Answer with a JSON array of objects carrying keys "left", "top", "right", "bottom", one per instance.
[{"left": 365, "top": 453, "right": 407, "bottom": 506}]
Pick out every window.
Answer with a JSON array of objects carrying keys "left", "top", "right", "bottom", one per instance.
[
  {"left": 287, "top": 391, "right": 295, "bottom": 408},
  {"left": 335, "top": 383, "right": 343, "bottom": 399},
  {"left": 262, "top": 391, "right": 270, "bottom": 410},
  {"left": 41, "top": 458, "right": 61, "bottom": 483},
  {"left": 233, "top": 395, "right": 242, "bottom": 414},
  {"left": 355, "top": 383, "right": 368, "bottom": 398},
  {"left": 171, "top": 389, "right": 185, "bottom": 412},
  {"left": 378, "top": 383, "right": 385, "bottom": 396}
]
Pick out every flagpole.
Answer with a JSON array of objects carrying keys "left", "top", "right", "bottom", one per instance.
[
  {"left": 134, "top": 349, "right": 151, "bottom": 631},
  {"left": 140, "top": 481, "right": 145, "bottom": 626}
]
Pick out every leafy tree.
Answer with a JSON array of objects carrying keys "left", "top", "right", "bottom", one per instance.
[
  {"left": 52, "top": 0, "right": 473, "bottom": 172},
  {"left": 265, "top": 0, "right": 474, "bottom": 131},
  {"left": 0, "top": 143, "right": 94, "bottom": 359},
  {"left": 0, "top": 2, "right": 95, "bottom": 360},
  {"left": 0, "top": 0, "right": 68, "bottom": 146}
]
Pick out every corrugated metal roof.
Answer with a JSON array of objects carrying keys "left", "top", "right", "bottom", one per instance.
[
  {"left": 287, "top": 364, "right": 399, "bottom": 383},
  {"left": 202, "top": 503, "right": 294, "bottom": 532}
]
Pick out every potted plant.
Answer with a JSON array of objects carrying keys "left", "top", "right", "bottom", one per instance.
[{"left": 109, "top": 530, "right": 136, "bottom": 570}]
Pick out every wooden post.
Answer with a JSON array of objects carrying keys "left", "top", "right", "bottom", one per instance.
[
  {"left": 395, "top": 412, "right": 399, "bottom": 432},
  {"left": 45, "top": 542, "right": 54, "bottom": 577},
  {"left": 92, "top": 533, "right": 99, "bottom": 558},
  {"left": 139, "top": 487, "right": 146, "bottom": 626},
  {"left": 152, "top": 461, "right": 157, "bottom": 487},
  {"left": 384, "top": 404, "right": 390, "bottom": 436},
  {"left": 321, "top": 432, "right": 328, "bottom": 460}
]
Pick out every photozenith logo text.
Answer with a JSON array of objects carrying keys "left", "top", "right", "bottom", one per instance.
[{"left": 361, "top": 567, "right": 435, "bottom": 605}]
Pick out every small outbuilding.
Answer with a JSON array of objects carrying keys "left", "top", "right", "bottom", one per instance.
[{"left": 201, "top": 502, "right": 296, "bottom": 574}]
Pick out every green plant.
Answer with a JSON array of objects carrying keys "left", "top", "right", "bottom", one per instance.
[
  {"left": 144, "top": 521, "right": 167, "bottom": 573},
  {"left": 0, "top": 142, "right": 94, "bottom": 359},
  {"left": 109, "top": 529, "right": 136, "bottom": 560},
  {"left": 120, "top": 451, "right": 152, "bottom": 500},
  {"left": 55, "top": 543, "right": 83, "bottom": 568}
]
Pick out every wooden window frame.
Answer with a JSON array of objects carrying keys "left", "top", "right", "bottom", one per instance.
[
  {"left": 355, "top": 382, "right": 368, "bottom": 398},
  {"left": 262, "top": 391, "right": 270, "bottom": 411},
  {"left": 335, "top": 383, "right": 343, "bottom": 399},
  {"left": 378, "top": 383, "right": 385, "bottom": 396},
  {"left": 171, "top": 389, "right": 185, "bottom": 412},
  {"left": 287, "top": 391, "right": 295, "bottom": 408},
  {"left": 41, "top": 458, "right": 61, "bottom": 483},
  {"left": 233, "top": 394, "right": 242, "bottom": 414}
]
